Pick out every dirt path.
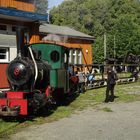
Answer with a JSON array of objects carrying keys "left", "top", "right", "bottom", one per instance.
[{"left": 9, "top": 101, "right": 140, "bottom": 140}]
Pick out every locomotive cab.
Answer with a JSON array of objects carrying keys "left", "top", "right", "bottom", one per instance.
[{"left": 30, "top": 43, "right": 70, "bottom": 93}]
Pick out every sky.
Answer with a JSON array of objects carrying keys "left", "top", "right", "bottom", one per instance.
[{"left": 48, "top": 0, "right": 64, "bottom": 9}]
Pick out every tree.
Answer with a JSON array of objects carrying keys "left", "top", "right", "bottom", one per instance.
[
  {"left": 50, "top": 0, "right": 140, "bottom": 63},
  {"left": 35, "top": 0, "right": 48, "bottom": 14}
]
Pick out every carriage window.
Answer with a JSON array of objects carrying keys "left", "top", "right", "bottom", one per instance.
[
  {"left": 50, "top": 51, "right": 60, "bottom": 62},
  {"left": 0, "top": 48, "right": 9, "bottom": 62}
]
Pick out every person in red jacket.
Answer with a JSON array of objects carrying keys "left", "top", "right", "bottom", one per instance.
[{"left": 104, "top": 66, "right": 118, "bottom": 103}]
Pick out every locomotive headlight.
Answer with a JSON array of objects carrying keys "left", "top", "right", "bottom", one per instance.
[
  {"left": 14, "top": 65, "right": 24, "bottom": 76},
  {"left": 7, "top": 59, "right": 34, "bottom": 86}
]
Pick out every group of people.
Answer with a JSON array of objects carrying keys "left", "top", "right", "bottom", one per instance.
[
  {"left": 74, "top": 66, "right": 96, "bottom": 93},
  {"left": 69, "top": 65, "right": 119, "bottom": 103}
]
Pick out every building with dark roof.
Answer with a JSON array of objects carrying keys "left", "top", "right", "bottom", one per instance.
[
  {"left": 40, "top": 24, "right": 94, "bottom": 41},
  {"left": 39, "top": 24, "right": 94, "bottom": 66}
]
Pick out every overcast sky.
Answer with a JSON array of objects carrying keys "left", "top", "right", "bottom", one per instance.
[{"left": 48, "top": 0, "right": 64, "bottom": 9}]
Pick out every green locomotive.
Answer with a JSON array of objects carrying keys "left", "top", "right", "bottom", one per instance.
[
  {"left": 0, "top": 42, "right": 78, "bottom": 116},
  {"left": 31, "top": 43, "right": 70, "bottom": 93}
]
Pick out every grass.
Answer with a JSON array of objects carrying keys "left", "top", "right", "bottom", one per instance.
[
  {"left": 117, "top": 72, "right": 132, "bottom": 78},
  {"left": 95, "top": 72, "right": 132, "bottom": 79},
  {"left": 115, "top": 82, "right": 140, "bottom": 102},
  {"left": 0, "top": 120, "right": 18, "bottom": 134},
  {"left": 1, "top": 81, "right": 140, "bottom": 138}
]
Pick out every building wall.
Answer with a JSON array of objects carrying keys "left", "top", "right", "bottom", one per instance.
[
  {"left": 0, "top": 21, "right": 40, "bottom": 43},
  {"left": 10, "top": 47, "right": 17, "bottom": 60},
  {"left": 41, "top": 35, "right": 93, "bottom": 65},
  {"left": 29, "top": 23, "right": 40, "bottom": 43},
  {"left": 0, "top": 22, "right": 39, "bottom": 89},
  {"left": 60, "top": 42, "right": 92, "bottom": 65},
  {"left": 0, "top": 64, "right": 9, "bottom": 88},
  {"left": 61, "top": 38, "right": 93, "bottom": 65},
  {"left": 0, "top": 34, "right": 17, "bottom": 88},
  {"left": 0, "top": 0, "right": 35, "bottom": 12}
]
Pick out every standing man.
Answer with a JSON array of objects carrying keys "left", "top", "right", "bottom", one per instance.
[
  {"left": 105, "top": 67, "right": 118, "bottom": 103},
  {"left": 76, "top": 68, "right": 85, "bottom": 93}
]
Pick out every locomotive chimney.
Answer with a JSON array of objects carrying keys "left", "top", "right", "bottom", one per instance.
[{"left": 16, "top": 27, "right": 24, "bottom": 57}]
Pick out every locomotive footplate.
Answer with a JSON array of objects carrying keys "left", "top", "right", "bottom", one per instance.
[{"left": 0, "top": 106, "right": 20, "bottom": 116}]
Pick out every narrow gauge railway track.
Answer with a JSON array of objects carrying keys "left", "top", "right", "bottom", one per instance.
[{"left": 86, "top": 77, "right": 136, "bottom": 90}]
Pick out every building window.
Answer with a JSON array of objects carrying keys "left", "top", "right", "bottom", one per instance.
[
  {"left": 69, "top": 50, "right": 72, "bottom": 64},
  {"left": 73, "top": 49, "right": 77, "bottom": 64},
  {"left": 69, "top": 49, "right": 82, "bottom": 65},
  {"left": 0, "top": 48, "right": 9, "bottom": 62},
  {"left": 12, "top": 26, "right": 16, "bottom": 32},
  {"left": 0, "top": 25, "right": 7, "bottom": 31},
  {"left": 77, "top": 50, "right": 82, "bottom": 64}
]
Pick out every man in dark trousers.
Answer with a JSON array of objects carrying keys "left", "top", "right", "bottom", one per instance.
[
  {"left": 105, "top": 67, "right": 118, "bottom": 103},
  {"left": 76, "top": 67, "right": 85, "bottom": 93}
]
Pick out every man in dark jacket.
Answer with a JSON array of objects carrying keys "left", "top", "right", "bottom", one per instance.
[{"left": 105, "top": 67, "right": 118, "bottom": 103}]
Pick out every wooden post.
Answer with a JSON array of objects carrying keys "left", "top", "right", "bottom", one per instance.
[
  {"left": 29, "top": 22, "right": 40, "bottom": 44},
  {"left": 104, "top": 33, "right": 107, "bottom": 73}
]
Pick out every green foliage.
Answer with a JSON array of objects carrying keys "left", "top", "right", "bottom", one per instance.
[
  {"left": 35, "top": 0, "right": 48, "bottom": 14},
  {"left": 50, "top": 0, "right": 140, "bottom": 63}
]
